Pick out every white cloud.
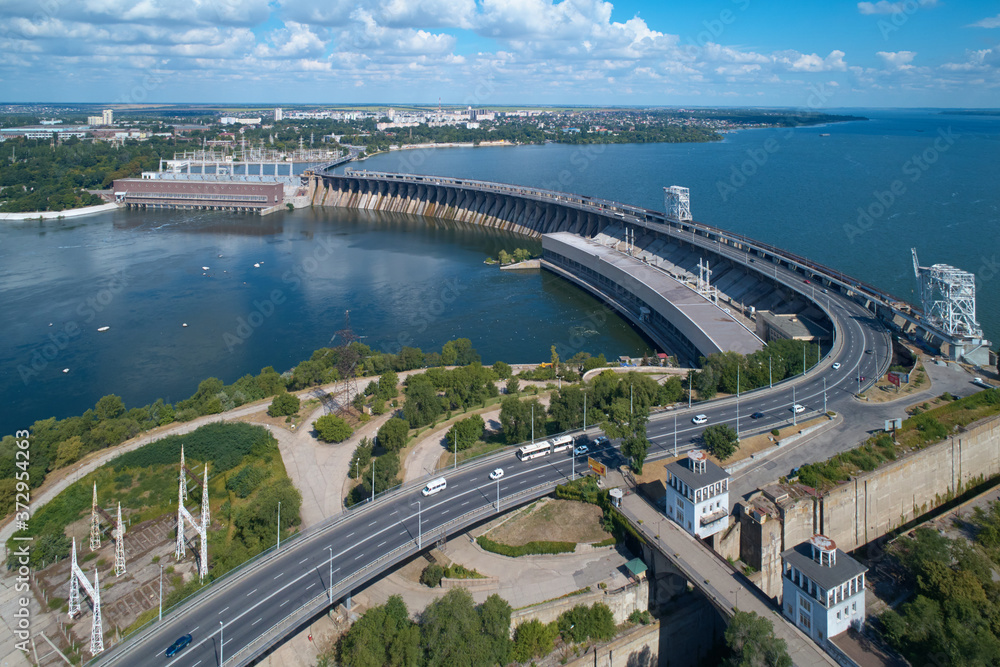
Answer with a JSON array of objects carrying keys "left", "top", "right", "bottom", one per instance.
[
  {"left": 857, "top": 0, "right": 937, "bottom": 15},
  {"left": 968, "top": 14, "right": 1000, "bottom": 29},
  {"left": 255, "top": 21, "right": 327, "bottom": 59},
  {"left": 877, "top": 50, "right": 916, "bottom": 68},
  {"left": 775, "top": 50, "right": 848, "bottom": 72}
]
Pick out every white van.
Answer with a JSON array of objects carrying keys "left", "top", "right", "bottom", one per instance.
[{"left": 421, "top": 477, "right": 447, "bottom": 496}]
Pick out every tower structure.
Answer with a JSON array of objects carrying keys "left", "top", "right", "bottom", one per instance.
[
  {"left": 696, "top": 259, "right": 718, "bottom": 304},
  {"left": 912, "top": 248, "right": 982, "bottom": 339},
  {"left": 114, "top": 502, "right": 126, "bottom": 577},
  {"left": 68, "top": 538, "right": 105, "bottom": 655},
  {"left": 332, "top": 310, "right": 361, "bottom": 416},
  {"left": 175, "top": 455, "right": 210, "bottom": 582},
  {"left": 89, "top": 483, "right": 101, "bottom": 550},
  {"left": 663, "top": 186, "right": 692, "bottom": 222}
]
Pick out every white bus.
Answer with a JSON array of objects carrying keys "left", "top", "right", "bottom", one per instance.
[
  {"left": 421, "top": 477, "right": 447, "bottom": 496},
  {"left": 517, "top": 440, "right": 552, "bottom": 461},
  {"left": 550, "top": 435, "right": 574, "bottom": 453}
]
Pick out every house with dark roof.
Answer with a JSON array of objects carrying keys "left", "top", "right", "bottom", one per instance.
[{"left": 664, "top": 450, "right": 730, "bottom": 539}]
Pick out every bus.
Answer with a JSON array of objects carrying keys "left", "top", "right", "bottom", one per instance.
[
  {"left": 517, "top": 440, "right": 551, "bottom": 461},
  {"left": 550, "top": 435, "right": 574, "bottom": 453}
]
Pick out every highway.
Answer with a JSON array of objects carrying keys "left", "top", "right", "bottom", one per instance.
[{"left": 95, "top": 206, "right": 892, "bottom": 667}]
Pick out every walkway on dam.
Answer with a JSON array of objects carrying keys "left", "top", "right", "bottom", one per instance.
[{"left": 619, "top": 493, "right": 838, "bottom": 667}]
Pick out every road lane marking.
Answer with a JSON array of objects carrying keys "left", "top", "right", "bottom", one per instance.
[
  {"left": 247, "top": 589, "right": 257, "bottom": 597},
  {"left": 368, "top": 521, "right": 377, "bottom": 527},
  {"left": 274, "top": 573, "right": 283, "bottom": 580},
  {"left": 377, "top": 540, "right": 386, "bottom": 547},
  {"left": 298, "top": 558, "right": 309, "bottom": 565},
  {"left": 306, "top": 582, "right": 316, "bottom": 590},
  {"left": 280, "top": 599, "right": 289, "bottom": 607},
  {"left": 346, "top": 532, "right": 355, "bottom": 538},
  {"left": 219, "top": 606, "right": 229, "bottom": 615},
  {"left": 252, "top": 618, "right": 262, "bottom": 626}
]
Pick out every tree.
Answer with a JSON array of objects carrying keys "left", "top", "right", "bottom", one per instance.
[
  {"left": 339, "top": 595, "right": 420, "bottom": 667},
  {"left": 95, "top": 394, "right": 126, "bottom": 421},
  {"left": 447, "top": 414, "right": 485, "bottom": 452},
  {"left": 378, "top": 370, "right": 399, "bottom": 400},
  {"left": 478, "top": 594, "right": 513, "bottom": 667},
  {"left": 492, "top": 361, "right": 511, "bottom": 379},
  {"left": 500, "top": 397, "right": 545, "bottom": 445},
  {"left": 403, "top": 375, "right": 444, "bottom": 427},
  {"left": 724, "top": 610, "right": 792, "bottom": 667},
  {"left": 512, "top": 619, "right": 558, "bottom": 662},
  {"left": 548, "top": 385, "right": 585, "bottom": 432},
  {"left": 703, "top": 424, "right": 739, "bottom": 460},
  {"left": 378, "top": 417, "right": 409, "bottom": 453},
  {"left": 421, "top": 588, "right": 484, "bottom": 667},
  {"left": 601, "top": 397, "right": 649, "bottom": 473},
  {"left": 268, "top": 391, "right": 300, "bottom": 417},
  {"left": 314, "top": 414, "right": 353, "bottom": 443},
  {"left": 658, "top": 376, "right": 684, "bottom": 405},
  {"left": 505, "top": 376, "right": 520, "bottom": 396}
]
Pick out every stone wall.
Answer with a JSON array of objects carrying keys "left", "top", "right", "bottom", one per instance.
[
  {"left": 510, "top": 579, "right": 649, "bottom": 634},
  {"left": 820, "top": 412, "right": 1000, "bottom": 552}
]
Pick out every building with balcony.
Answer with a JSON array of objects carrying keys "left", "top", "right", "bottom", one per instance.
[
  {"left": 781, "top": 535, "right": 866, "bottom": 644},
  {"left": 664, "top": 450, "right": 730, "bottom": 539}
]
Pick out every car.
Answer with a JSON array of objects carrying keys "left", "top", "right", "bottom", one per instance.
[
  {"left": 832, "top": 362, "right": 841, "bottom": 370},
  {"left": 822, "top": 288, "right": 828, "bottom": 293},
  {"left": 692, "top": 414, "right": 708, "bottom": 425},
  {"left": 489, "top": 468, "right": 504, "bottom": 481},
  {"left": 593, "top": 435, "right": 609, "bottom": 447},
  {"left": 804, "top": 279, "right": 811, "bottom": 284},
  {"left": 749, "top": 258, "right": 756, "bottom": 263},
  {"left": 574, "top": 444, "right": 589, "bottom": 455},
  {"left": 865, "top": 349, "right": 874, "bottom": 354},
  {"left": 750, "top": 411, "right": 765, "bottom": 420},
  {"left": 791, "top": 404, "right": 805, "bottom": 414},
  {"left": 165, "top": 634, "right": 193, "bottom": 657}
]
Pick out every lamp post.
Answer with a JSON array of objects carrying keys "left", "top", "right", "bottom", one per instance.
[
  {"left": 219, "top": 621, "right": 224, "bottom": 666},
  {"left": 736, "top": 365, "right": 740, "bottom": 438},
  {"left": 583, "top": 391, "right": 587, "bottom": 431},
  {"left": 158, "top": 564, "right": 163, "bottom": 622},
  {"left": 496, "top": 478, "right": 501, "bottom": 513},
  {"left": 531, "top": 404, "right": 535, "bottom": 444},
  {"left": 792, "top": 386, "right": 797, "bottom": 426},
  {"left": 327, "top": 545, "right": 334, "bottom": 603},
  {"left": 417, "top": 501, "right": 422, "bottom": 549},
  {"left": 630, "top": 383, "right": 633, "bottom": 415},
  {"left": 673, "top": 413, "right": 677, "bottom": 457},
  {"left": 277, "top": 501, "right": 281, "bottom": 551},
  {"left": 371, "top": 458, "right": 375, "bottom": 504},
  {"left": 823, "top": 377, "right": 827, "bottom": 414}
]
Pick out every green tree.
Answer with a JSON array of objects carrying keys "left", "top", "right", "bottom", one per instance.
[
  {"left": 421, "top": 588, "right": 484, "bottom": 666},
  {"left": 378, "top": 370, "right": 400, "bottom": 400},
  {"left": 267, "top": 391, "right": 300, "bottom": 417},
  {"left": 703, "top": 424, "right": 740, "bottom": 460},
  {"left": 548, "top": 385, "right": 585, "bottom": 432},
  {"left": 500, "top": 397, "right": 545, "bottom": 445},
  {"left": 348, "top": 437, "right": 374, "bottom": 478},
  {"left": 447, "top": 414, "right": 485, "bottom": 452},
  {"left": 339, "top": 595, "right": 420, "bottom": 667},
  {"left": 512, "top": 619, "right": 558, "bottom": 662},
  {"left": 314, "top": 414, "right": 353, "bottom": 443},
  {"left": 505, "top": 376, "right": 520, "bottom": 396},
  {"left": 95, "top": 394, "right": 126, "bottom": 421},
  {"left": 403, "top": 375, "right": 444, "bottom": 427},
  {"left": 658, "top": 376, "right": 684, "bottom": 405},
  {"left": 724, "top": 610, "right": 792, "bottom": 667},
  {"left": 492, "top": 361, "right": 512, "bottom": 379},
  {"left": 378, "top": 417, "right": 409, "bottom": 453},
  {"left": 601, "top": 397, "right": 649, "bottom": 473},
  {"left": 478, "top": 594, "right": 513, "bottom": 667}
]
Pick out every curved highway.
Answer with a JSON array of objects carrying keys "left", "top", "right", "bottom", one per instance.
[{"left": 95, "top": 192, "right": 892, "bottom": 667}]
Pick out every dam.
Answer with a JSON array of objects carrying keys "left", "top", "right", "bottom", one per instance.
[{"left": 307, "top": 169, "right": 992, "bottom": 367}]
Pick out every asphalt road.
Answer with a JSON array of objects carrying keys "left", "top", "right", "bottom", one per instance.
[{"left": 98, "top": 254, "right": 891, "bottom": 666}]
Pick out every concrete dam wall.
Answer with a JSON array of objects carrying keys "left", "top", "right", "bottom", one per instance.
[{"left": 310, "top": 172, "right": 610, "bottom": 238}]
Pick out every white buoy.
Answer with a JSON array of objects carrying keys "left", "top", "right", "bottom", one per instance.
[
  {"left": 253, "top": 263, "right": 260, "bottom": 268},
  {"left": 202, "top": 266, "right": 210, "bottom": 271},
  {"left": 97, "top": 326, "right": 110, "bottom": 332},
  {"left": 63, "top": 368, "right": 69, "bottom": 373},
  {"left": 182, "top": 323, "right": 188, "bottom": 328}
]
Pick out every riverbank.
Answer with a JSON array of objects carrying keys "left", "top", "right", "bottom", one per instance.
[{"left": 0, "top": 202, "right": 119, "bottom": 221}]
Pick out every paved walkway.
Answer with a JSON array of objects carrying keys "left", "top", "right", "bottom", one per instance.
[{"left": 620, "top": 493, "right": 838, "bottom": 667}]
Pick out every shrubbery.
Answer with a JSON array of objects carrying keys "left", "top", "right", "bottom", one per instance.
[{"left": 475, "top": 535, "right": 576, "bottom": 557}]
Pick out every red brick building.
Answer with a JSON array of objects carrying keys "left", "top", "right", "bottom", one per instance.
[{"left": 113, "top": 179, "right": 284, "bottom": 213}]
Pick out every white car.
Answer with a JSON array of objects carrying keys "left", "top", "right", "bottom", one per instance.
[
  {"left": 832, "top": 362, "right": 841, "bottom": 370},
  {"left": 792, "top": 404, "right": 806, "bottom": 414},
  {"left": 489, "top": 468, "right": 504, "bottom": 481},
  {"left": 692, "top": 414, "right": 709, "bottom": 425}
]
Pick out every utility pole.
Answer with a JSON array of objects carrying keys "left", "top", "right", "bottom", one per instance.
[
  {"left": 277, "top": 501, "right": 281, "bottom": 551},
  {"left": 417, "top": 501, "right": 422, "bottom": 549},
  {"left": 327, "top": 546, "right": 334, "bottom": 603},
  {"left": 673, "top": 413, "right": 677, "bottom": 457},
  {"left": 736, "top": 365, "right": 740, "bottom": 438},
  {"left": 583, "top": 391, "right": 587, "bottom": 431},
  {"left": 792, "top": 386, "right": 797, "bottom": 426},
  {"left": 219, "top": 622, "right": 224, "bottom": 666},
  {"left": 496, "top": 479, "right": 501, "bottom": 512},
  {"left": 531, "top": 404, "right": 534, "bottom": 443},
  {"left": 371, "top": 458, "right": 375, "bottom": 504},
  {"left": 158, "top": 564, "right": 162, "bottom": 622},
  {"left": 823, "top": 377, "right": 827, "bottom": 413},
  {"left": 769, "top": 357, "right": 773, "bottom": 389}
]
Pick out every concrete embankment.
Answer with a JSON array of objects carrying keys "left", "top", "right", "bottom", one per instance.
[{"left": 0, "top": 202, "right": 119, "bottom": 221}]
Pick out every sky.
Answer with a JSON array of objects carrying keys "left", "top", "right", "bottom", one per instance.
[{"left": 0, "top": 0, "right": 998, "bottom": 107}]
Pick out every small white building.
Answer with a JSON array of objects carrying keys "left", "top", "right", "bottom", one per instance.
[
  {"left": 781, "top": 535, "right": 867, "bottom": 644},
  {"left": 663, "top": 450, "right": 730, "bottom": 539}
]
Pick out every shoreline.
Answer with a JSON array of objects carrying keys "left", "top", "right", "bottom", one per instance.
[{"left": 0, "top": 202, "right": 119, "bottom": 222}]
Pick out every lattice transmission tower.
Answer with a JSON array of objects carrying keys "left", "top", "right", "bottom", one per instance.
[
  {"left": 663, "top": 186, "right": 692, "bottom": 222},
  {"left": 912, "top": 248, "right": 982, "bottom": 339}
]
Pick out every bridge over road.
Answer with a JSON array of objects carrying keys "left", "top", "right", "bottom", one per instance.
[{"left": 619, "top": 493, "right": 838, "bottom": 667}]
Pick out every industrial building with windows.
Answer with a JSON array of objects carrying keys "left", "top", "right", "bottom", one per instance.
[{"left": 663, "top": 450, "right": 730, "bottom": 540}]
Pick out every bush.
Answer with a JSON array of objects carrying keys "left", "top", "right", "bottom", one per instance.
[
  {"left": 771, "top": 428, "right": 780, "bottom": 437},
  {"left": 420, "top": 563, "right": 445, "bottom": 587},
  {"left": 226, "top": 464, "right": 272, "bottom": 499},
  {"left": 476, "top": 535, "right": 576, "bottom": 557},
  {"left": 314, "top": 414, "right": 353, "bottom": 443},
  {"left": 267, "top": 392, "right": 300, "bottom": 417},
  {"left": 628, "top": 610, "right": 652, "bottom": 625}
]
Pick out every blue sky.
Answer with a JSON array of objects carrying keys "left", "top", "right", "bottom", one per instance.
[{"left": 0, "top": 0, "right": 998, "bottom": 107}]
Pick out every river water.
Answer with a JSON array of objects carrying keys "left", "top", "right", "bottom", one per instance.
[{"left": 2, "top": 109, "right": 997, "bottom": 434}]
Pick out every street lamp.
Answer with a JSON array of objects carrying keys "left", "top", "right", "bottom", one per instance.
[
  {"left": 792, "top": 386, "right": 797, "bottom": 426},
  {"left": 416, "top": 500, "right": 422, "bottom": 549},
  {"left": 496, "top": 478, "right": 501, "bottom": 513},
  {"left": 769, "top": 356, "right": 772, "bottom": 389},
  {"left": 158, "top": 564, "right": 163, "bottom": 622},
  {"left": 276, "top": 501, "right": 281, "bottom": 551},
  {"left": 736, "top": 365, "right": 740, "bottom": 438},
  {"left": 673, "top": 413, "right": 677, "bottom": 457},
  {"left": 371, "top": 458, "right": 376, "bottom": 504},
  {"left": 219, "top": 621, "right": 224, "bottom": 666},
  {"left": 327, "top": 545, "right": 334, "bottom": 603}
]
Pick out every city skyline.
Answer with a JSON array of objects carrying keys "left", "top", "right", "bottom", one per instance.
[{"left": 0, "top": 0, "right": 998, "bottom": 108}]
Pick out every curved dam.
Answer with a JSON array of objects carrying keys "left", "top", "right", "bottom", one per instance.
[{"left": 308, "top": 169, "right": 984, "bottom": 366}]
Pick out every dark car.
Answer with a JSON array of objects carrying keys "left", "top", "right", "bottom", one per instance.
[
  {"left": 750, "top": 412, "right": 765, "bottom": 420},
  {"left": 166, "top": 634, "right": 192, "bottom": 657},
  {"left": 593, "top": 435, "right": 610, "bottom": 447}
]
